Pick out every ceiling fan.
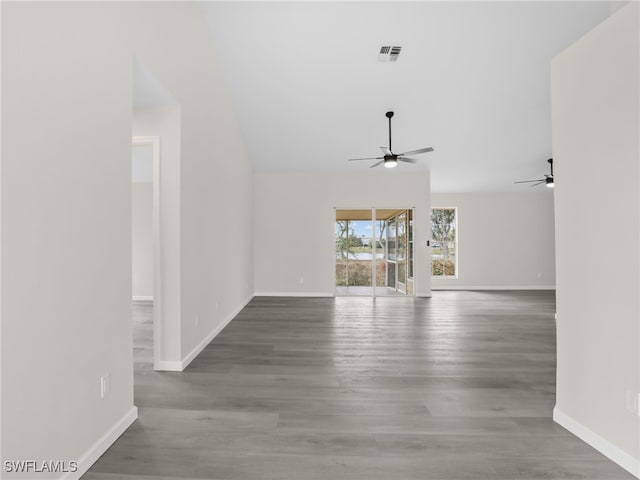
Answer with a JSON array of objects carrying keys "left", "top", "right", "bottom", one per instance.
[
  {"left": 347, "top": 111, "right": 434, "bottom": 168},
  {"left": 515, "top": 158, "right": 554, "bottom": 188}
]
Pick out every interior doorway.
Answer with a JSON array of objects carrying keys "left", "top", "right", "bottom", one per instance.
[
  {"left": 335, "top": 208, "right": 414, "bottom": 297},
  {"left": 132, "top": 136, "right": 161, "bottom": 370}
]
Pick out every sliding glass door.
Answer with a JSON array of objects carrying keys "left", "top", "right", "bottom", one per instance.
[
  {"left": 384, "top": 211, "right": 407, "bottom": 293},
  {"left": 396, "top": 211, "right": 407, "bottom": 293},
  {"left": 335, "top": 208, "right": 414, "bottom": 297},
  {"left": 335, "top": 210, "right": 376, "bottom": 296}
]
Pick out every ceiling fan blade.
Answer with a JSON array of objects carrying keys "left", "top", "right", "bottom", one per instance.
[
  {"left": 348, "top": 156, "right": 383, "bottom": 161},
  {"left": 379, "top": 146, "right": 392, "bottom": 156},
  {"left": 397, "top": 147, "right": 434, "bottom": 156},
  {"left": 398, "top": 157, "right": 417, "bottom": 164},
  {"left": 514, "top": 179, "right": 545, "bottom": 184},
  {"left": 369, "top": 160, "right": 384, "bottom": 168},
  {"left": 530, "top": 181, "right": 545, "bottom": 187}
]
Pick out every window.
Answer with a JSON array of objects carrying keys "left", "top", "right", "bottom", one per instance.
[{"left": 431, "top": 207, "right": 457, "bottom": 277}]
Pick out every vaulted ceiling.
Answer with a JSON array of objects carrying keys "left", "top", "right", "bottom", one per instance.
[{"left": 200, "top": 1, "right": 610, "bottom": 192}]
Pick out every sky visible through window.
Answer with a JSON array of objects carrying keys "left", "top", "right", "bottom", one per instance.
[
  {"left": 351, "top": 222, "right": 373, "bottom": 238},
  {"left": 342, "top": 221, "right": 388, "bottom": 241}
]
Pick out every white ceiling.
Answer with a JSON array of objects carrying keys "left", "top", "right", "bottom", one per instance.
[{"left": 199, "top": 1, "right": 610, "bottom": 192}]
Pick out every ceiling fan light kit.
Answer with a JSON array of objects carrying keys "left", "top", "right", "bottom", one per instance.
[
  {"left": 347, "top": 111, "right": 434, "bottom": 169},
  {"left": 515, "top": 158, "right": 554, "bottom": 188}
]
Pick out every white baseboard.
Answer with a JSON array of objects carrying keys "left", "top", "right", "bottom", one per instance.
[
  {"left": 431, "top": 285, "right": 556, "bottom": 291},
  {"left": 61, "top": 406, "right": 138, "bottom": 480},
  {"left": 180, "top": 294, "right": 254, "bottom": 370},
  {"left": 132, "top": 296, "right": 153, "bottom": 301},
  {"left": 254, "top": 292, "right": 334, "bottom": 297},
  {"left": 553, "top": 407, "right": 640, "bottom": 478},
  {"left": 155, "top": 360, "right": 182, "bottom": 372}
]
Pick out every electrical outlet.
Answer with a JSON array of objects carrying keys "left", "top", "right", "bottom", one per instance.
[{"left": 100, "top": 373, "right": 110, "bottom": 399}]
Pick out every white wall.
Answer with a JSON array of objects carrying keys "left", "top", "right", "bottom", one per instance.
[
  {"left": 1, "top": 1, "right": 4, "bottom": 467},
  {"left": 611, "top": 1, "right": 632, "bottom": 14},
  {"left": 2, "top": 4, "right": 135, "bottom": 475},
  {"left": 1, "top": 2, "right": 252, "bottom": 477},
  {"left": 431, "top": 192, "right": 556, "bottom": 289},
  {"left": 551, "top": 2, "right": 639, "bottom": 476},
  {"left": 254, "top": 172, "right": 431, "bottom": 296},
  {"left": 132, "top": 183, "right": 153, "bottom": 299},
  {"left": 127, "top": 4, "right": 254, "bottom": 369},
  {"left": 131, "top": 134, "right": 155, "bottom": 301}
]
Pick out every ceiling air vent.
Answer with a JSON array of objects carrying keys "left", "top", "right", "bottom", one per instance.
[{"left": 378, "top": 45, "right": 402, "bottom": 62}]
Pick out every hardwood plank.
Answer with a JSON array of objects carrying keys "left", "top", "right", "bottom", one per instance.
[{"left": 85, "top": 292, "right": 634, "bottom": 480}]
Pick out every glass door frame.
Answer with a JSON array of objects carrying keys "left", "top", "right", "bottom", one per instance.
[
  {"left": 395, "top": 211, "right": 408, "bottom": 294},
  {"left": 334, "top": 209, "right": 377, "bottom": 296},
  {"left": 334, "top": 207, "right": 415, "bottom": 298}
]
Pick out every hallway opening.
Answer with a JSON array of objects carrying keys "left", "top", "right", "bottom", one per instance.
[{"left": 132, "top": 136, "right": 162, "bottom": 370}]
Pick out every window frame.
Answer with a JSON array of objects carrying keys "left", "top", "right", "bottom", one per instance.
[{"left": 430, "top": 206, "right": 458, "bottom": 279}]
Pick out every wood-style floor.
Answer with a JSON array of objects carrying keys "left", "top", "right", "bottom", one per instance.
[{"left": 84, "top": 292, "right": 634, "bottom": 480}]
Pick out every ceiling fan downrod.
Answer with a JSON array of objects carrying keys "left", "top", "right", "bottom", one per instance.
[
  {"left": 386, "top": 111, "right": 394, "bottom": 153},
  {"left": 346, "top": 111, "right": 434, "bottom": 169}
]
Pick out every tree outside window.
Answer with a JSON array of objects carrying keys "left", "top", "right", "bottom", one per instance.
[{"left": 431, "top": 208, "right": 457, "bottom": 277}]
